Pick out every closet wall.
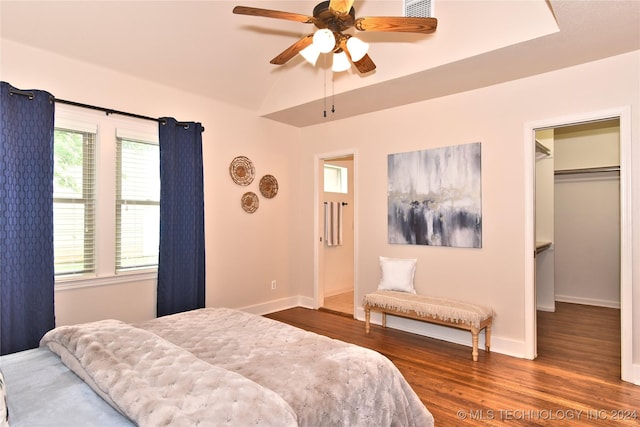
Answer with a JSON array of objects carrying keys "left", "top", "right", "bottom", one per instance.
[
  {"left": 553, "top": 120, "right": 620, "bottom": 308},
  {"left": 535, "top": 130, "right": 555, "bottom": 311}
]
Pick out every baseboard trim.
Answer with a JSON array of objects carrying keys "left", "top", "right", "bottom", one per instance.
[
  {"left": 555, "top": 294, "right": 620, "bottom": 309},
  {"left": 239, "top": 295, "right": 313, "bottom": 316},
  {"left": 631, "top": 363, "right": 640, "bottom": 386},
  {"left": 324, "top": 287, "right": 354, "bottom": 298}
]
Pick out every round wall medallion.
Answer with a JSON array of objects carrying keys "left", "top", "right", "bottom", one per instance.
[
  {"left": 241, "top": 191, "right": 259, "bottom": 213},
  {"left": 229, "top": 156, "right": 255, "bottom": 186},
  {"left": 259, "top": 174, "right": 278, "bottom": 199}
]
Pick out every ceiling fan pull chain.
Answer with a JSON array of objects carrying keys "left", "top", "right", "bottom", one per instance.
[
  {"left": 323, "top": 55, "right": 327, "bottom": 117},
  {"left": 331, "top": 73, "right": 336, "bottom": 114}
]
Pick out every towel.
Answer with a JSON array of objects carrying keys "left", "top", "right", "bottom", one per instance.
[{"left": 324, "top": 202, "right": 343, "bottom": 246}]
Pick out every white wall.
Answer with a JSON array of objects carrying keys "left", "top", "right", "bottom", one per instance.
[
  {"left": 1, "top": 38, "right": 301, "bottom": 324},
  {"left": 553, "top": 121, "right": 621, "bottom": 308},
  {"left": 290, "top": 51, "right": 640, "bottom": 368},
  {"left": 554, "top": 174, "right": 620, "bottom": 307},
  {"left": 535, "top": 129, "right": 555, "bottom": 312}
]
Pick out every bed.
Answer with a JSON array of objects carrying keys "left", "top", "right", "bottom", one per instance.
[{"left": 1, "top": 307, "right": 434, "bottom": 426}]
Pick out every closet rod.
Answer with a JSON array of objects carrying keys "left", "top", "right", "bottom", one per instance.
[
  {"left": 8, "top": 86, "right": 204, "bottom": 132},
  {"left": 554, "top": 166, "right": 619, "bottom": 176}
]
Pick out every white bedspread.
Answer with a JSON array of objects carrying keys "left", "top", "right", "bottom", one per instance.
[
  {"left": 136, "top": 307, "right": 434, "bottom": 427},
  {"left": 40, "top": 318, "right": 298, "bottom": 426}
]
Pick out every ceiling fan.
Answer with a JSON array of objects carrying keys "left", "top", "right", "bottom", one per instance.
[{"left": 233, "top": 0, "right": 437, "bottom": 74}]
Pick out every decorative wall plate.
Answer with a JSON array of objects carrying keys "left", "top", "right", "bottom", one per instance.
[
  {"left": 229, "top": 156, "right": 255, "bottom": 186},
  {"left": 241, "top": 191, "right": 259, "bottom": 213},
  {"left": 259, "top": 174, "right": 278, "bottom": 199}
]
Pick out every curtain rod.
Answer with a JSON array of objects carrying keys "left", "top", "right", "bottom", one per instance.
[{"left": 8, "top": 87, "right": 204, "bottom": 132}]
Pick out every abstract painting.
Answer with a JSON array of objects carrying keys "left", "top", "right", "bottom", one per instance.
[{"left": 388, "top": 142, "right": 482, "bottom": 248}]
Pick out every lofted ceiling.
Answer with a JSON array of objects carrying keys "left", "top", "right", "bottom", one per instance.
[{"left": 1, "top": 1, "right": 639, "bottom": 128}]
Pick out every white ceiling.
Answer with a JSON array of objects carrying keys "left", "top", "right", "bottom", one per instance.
[{"left": 1, "top": 0, "right": 639, "bottom": 127}]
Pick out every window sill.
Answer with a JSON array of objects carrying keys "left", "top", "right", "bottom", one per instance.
[{"left": 55, "top": 270, "right": 157, "bottom": 292}]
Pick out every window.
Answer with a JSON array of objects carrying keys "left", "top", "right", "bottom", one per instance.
[
  {"left": 53, "top": 127, "right": 96, "bottom": 276},
  {"left": 53, "top": 105, "right": 158, "bottom": 284},
  {"left": 324, "top": 164, "right": 348, "bottom": 194},
  {"left": 116, "top": 137, "right": 160, "bottom": 271}
]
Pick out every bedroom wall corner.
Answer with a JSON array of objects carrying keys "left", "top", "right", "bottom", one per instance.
[{"left": 1, "top": 38, "right": 302, "bottom": 323}]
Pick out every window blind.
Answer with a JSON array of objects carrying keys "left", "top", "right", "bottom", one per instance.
[
  {"left": 116, "top": 136, "right": 160, "bottom": 271},
  {"left": 53, "top": 128, "right": 96, "bottom": 276}
]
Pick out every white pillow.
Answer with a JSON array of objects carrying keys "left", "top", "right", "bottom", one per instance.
[{"left": 377, "top": 256, "right": 417, "bottom": 293}]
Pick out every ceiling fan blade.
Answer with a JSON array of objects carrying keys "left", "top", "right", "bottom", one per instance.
[
  {"left": 329, "top": 0, "right": 355, "bottom": 16},
  {"left": 355, "top": 16, "right": 438, "bottom": 33},
  {"left": 352, "top": 54, "right": 376, "bottom": 74},
  {"left": 270, "top": 35, "right": 314, "bottom": 65},
  {"left": 233, "top": 6, "right": 314, "bottom": 23}
]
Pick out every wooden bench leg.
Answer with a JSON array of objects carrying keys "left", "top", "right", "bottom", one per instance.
[
  {"left": 382, "top": 312, "right": 386, "bottom": 328},
  {"left": 485, "top": 322, "right": 492, "bottom": 353},
  {"left": 471, "top": 328, "right": 479, "bottom": 362},
  {"left": 365, "top": 307, "right": 371, "bottom": 334}
]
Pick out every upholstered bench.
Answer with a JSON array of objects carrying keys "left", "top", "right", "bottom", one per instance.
[{"left": 363, "top": 290, "right": 494, "bottom": 361}]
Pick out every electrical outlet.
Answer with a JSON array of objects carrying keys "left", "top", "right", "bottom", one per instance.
[{"left": 271, "top": 280, "right": 277, "bottom": 290}]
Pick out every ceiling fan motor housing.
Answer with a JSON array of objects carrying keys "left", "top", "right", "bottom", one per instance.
[{"left": 313, "top": 0, "right": 356, "bottom": 32}]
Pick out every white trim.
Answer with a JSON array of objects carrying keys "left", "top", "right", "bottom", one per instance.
[
  {"left": 239, "top": 295, "right": 315, "bottom": 316},
  {"left": 313, "top": 156, "right": 322, "bottom": 309},
  {"left": 555, "top": 294, "right": 620, "bottom": 309},
  {"left": 324, "top": 286, "right": 355, "bottom": 298},
  {"left": 55, "top": 271, "right": 157, "bottom": 291},
  {"left": 554, "top": 295, "right": 621, "bottom": 309},
  {"left": 618, "top": 106, "right": 633, "bottom": 383},
  {"left": 524, "top": 106, "right": 633, "bottom": 382},
  {"left": 524, "top": 123, "right": 537, "bottom": 359},
  {"left": 632, "top": 363, "right": 640, "bottom": 386}
]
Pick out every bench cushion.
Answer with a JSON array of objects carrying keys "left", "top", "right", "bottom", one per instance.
[{"left": 364, "top": 290, "right": 494, "bottom": 328}]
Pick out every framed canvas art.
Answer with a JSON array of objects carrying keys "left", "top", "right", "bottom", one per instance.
[{"left": 388, "top": 142, "right": 482, "bottom": 248}]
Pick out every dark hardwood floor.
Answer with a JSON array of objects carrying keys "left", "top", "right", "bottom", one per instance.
[{"left": 266, "top": 303, "right": 640, "bottom": 426}]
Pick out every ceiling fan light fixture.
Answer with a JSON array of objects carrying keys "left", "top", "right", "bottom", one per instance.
[
  {"left": 332, "top": 50, "right": 351, "bottom": 72},
  {"left": 300, "top": 43, "right": 321, "bottom": 66},
  {"left": 313, "top": 28, "right": 336, "bottom": 53},
  {"left": 346, "top": 36, "right": 369, "bottom": 62}
]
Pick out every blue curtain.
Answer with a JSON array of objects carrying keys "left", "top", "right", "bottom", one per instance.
[
  {"left": 0, "top": 82, "right": 55, "bottom": 355},
  {"left": 157, "top": 118, "right": 205, "bottom": 316}
]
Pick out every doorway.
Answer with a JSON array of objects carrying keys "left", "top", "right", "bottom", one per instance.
[
  {"left": 535, "top": 119, "right": 621, "bottom": 365},
  {"left": 525, "top": 107, "right": 632, "bottom": 382},
  {"left": 315, "top": 153, "right": 356, "bottom": 317},
  {"left": 535, "top": 119, "right": 621, "bottom": 314}
]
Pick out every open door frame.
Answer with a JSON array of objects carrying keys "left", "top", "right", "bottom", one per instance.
[
  {"left": 523, "top": 106, "right": 633, "bottom": 382},
  {"left": 313, "top": 149, "right": 359, "bottom": 311}
]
